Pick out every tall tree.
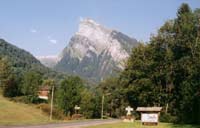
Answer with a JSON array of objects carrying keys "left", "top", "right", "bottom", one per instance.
[
  {"left": 21, "top": 71, "right": 42, "bottom": 96},
  {"left": 0, "top": 57, "right": 12, "bottom": 87},
  {"left": 107, "top": 3, "right": 200, "bottom": 124},
  {"left": 56, "top": 76, "right": 84, "bottom": 116},
  {"left": 0, "top": 57, "right": 20, "bottom": 97}
]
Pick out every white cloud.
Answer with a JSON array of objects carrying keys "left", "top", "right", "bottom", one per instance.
[
  {"left": 30, "top": 29, "right": 37, "bottom": 33},
  {"left": 47, "top": 35, "right": 58, "bottom": 44},
  {"left": 49, "top": 39, "right": 57, "bottom": 44}
]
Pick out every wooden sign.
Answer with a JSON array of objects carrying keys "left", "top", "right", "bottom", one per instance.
[
  {"left": 141, "top": 113, "right": 158, "bottom": 123},
  {"left": 136, "top": 107, "right": 162, "bottom": 125}
]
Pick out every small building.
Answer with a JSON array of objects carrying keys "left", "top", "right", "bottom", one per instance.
[
  {"left": 136, "top": 107, "right": 162, "bottom": 125},
  {"left": 38, "top": 86, "right": 50, "bottom": 100}
]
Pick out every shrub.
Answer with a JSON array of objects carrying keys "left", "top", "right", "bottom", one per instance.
[
  {"left": 159, "top": 112, "right": 177, "bottom": 123},
  {"left": 71, "top": 114, "right": 84, "bottom": 120},
  {"left": 37, "top": 103, "right": 65, "bottom": 120}
]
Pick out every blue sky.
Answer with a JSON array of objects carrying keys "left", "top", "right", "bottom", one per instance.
[{"left": 0, "top": 0, "right": 199, "bottom": 56}]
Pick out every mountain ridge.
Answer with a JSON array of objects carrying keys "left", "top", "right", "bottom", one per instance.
[
  {"left": 0, "top": 39, "right": 46, "bottom": 72},
  {"left": 54, "top": 18, "right": 139, "bottom": 82}
]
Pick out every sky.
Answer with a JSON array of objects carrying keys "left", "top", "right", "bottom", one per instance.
[{"left": 0, "top": 0, "right": 199, "bottom": 57}]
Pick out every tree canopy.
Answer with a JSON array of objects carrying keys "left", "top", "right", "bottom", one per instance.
[{"left": 99, "top": 3, "right": 200, "bottom": 124}]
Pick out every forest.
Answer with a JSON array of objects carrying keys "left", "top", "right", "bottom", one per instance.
[{"left": 99, "top": 3, "right": 200, "bottom": 124}]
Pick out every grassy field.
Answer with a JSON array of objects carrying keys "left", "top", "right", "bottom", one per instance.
[
  {"left": 0, "top": 95, "right": 51, "bottom": 125},
  {"left": 85, "top": 121, "right": 200, "bottom": 128},
  {"left": 0, "top": 94, "right": 199, "bottom": 127}
]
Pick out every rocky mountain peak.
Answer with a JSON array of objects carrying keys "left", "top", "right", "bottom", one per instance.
[
  {"left": 77, "top": 18, "right": 112, "bottom": 37},
  {"left": 75, "top": 19, "right": 113, "bottom": 53},
  {"left": 54, "top": 18, "right": 139, "bottom": 82}
]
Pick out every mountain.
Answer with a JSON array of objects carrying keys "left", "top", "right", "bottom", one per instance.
[
  {"left": 0, "top": 39, "right": 71, "bottom": 83},
  {"left": 0, "top": 39, "right": 48, "bottom": 74},
  {"left": 37, "top": 55, "right": 60, "bottom": 68},
  {"left": 54, "top": 18, "right": 139, "bottom": 82}
]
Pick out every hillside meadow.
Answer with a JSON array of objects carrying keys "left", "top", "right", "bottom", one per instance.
[{"left": 0, "top": 94, "right": 50, "bottom": 125}]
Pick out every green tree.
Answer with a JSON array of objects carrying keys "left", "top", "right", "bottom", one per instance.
[
  {"left": 0, "top": 57, "right": 12, "bottom": 87},
  {"left": 111, "top": 3, "right": 200, "bottom": 124},
  {"left": 21, "top": 71, "right": 42, "bottom": 96},
  {"left": 0, "top": 57, "right": 21, "bottom": 97},
  {"left": 99, "top": 77, "right": 125, "bottom": 118},
  {"left": 56, "top": 76, "right": 84, "bottom": 116},
  {"left": 3, "top": 75, "right": 21, "bottom": 97},
  {"left": 80, "top": 89, "right": 95, "bottom": 118},
  {"left": 170, "top": 3, "right": 200, "bottom": 124}
]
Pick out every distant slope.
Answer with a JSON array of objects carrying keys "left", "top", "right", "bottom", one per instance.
[
  {"left": 0, "top": 95, "right": 49, "bottom": 125},
  {"left": 0, "top": 39, "right": 48, "bottom": 73},
  {"left": 37, "top": 55, "right": 59, "bottom": 68}
]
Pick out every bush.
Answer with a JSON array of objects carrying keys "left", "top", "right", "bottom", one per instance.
[
  {"left": 3, "top": 76, "right": 21, "bottom": 97},
  {"left": 71, "top": 114, "right": 84, "bottom": 120},
  {"left": 37, "top": 103, "right": 65, "bottom": 120},
  {"left": 159, "top": 112, "right": 177, "bottom": 123}
]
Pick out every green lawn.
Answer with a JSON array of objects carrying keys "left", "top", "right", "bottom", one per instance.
[
  {"left": 85, "top": 121, "right": 200, "bottom": 128},
  {"left": 0, "top": 95, "right": 51, "bottom": 125}
]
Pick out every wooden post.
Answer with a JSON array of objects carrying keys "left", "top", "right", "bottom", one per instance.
[
  {"left": 101, "top": 94, "right": 104, "bottom": 119},
  {"left": 50, "top": 85, "right": 54, "bottom": 120},
  {"left": 166, "top": 103, "right": 168, "bottom": 113}
]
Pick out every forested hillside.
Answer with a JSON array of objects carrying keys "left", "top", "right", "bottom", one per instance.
[
  {"left": 0, "top": 39, "right": 48, "bottom": 74},
  {"left": 0, "top": 39, "right": 67, "bottom": 81},
  {"left": 0, "top": 39, "right": 100, "bottom": 119}
]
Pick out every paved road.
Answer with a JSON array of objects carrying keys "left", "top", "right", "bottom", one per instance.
[{"left": 0, "top": 119, "right": 120, "bottom": 128}]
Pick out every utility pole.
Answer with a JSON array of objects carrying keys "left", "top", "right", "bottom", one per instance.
[
  {"left": 101, "top": 94, "right": 104, "bottom": 119},
  {"left": 50, "top": 85, "right": 54, "bottom": 120},
  {"left": 166, "top": 103, "right": 169, "bottom": 113}
]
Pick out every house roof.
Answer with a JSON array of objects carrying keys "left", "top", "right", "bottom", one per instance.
[{"left": 136, "top": 107, "right": 162, "bottom": 112}]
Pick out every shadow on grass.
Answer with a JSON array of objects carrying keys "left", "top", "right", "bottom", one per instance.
[{"left": 170, "top": 124, "right": 200, "bottom": 128}]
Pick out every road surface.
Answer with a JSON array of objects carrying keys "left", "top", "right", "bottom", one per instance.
[{"left": 0, "top": 119, "right": 120, "bottom": 128}]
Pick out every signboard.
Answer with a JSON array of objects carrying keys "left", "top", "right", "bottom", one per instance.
[{"left": 141, "top": 113, "right": 158, "bottom": 123}]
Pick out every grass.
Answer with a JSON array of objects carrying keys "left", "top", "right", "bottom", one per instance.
[
  {"left": 0, "top": 95, "right": 51, "bottom": 125},
  {"left": 0, "top": 95, "right": 101, "bottom": 126},
  {"left": 0, "top": 94, "right": 199, "bottom": 127},
  {"left": 85, "top": 121, "right": 200, "bottom": 128}
]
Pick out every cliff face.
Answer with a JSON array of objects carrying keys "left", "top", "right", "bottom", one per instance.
[{"left": 55, "top": 19, "right": 138, "bottom": 82}]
